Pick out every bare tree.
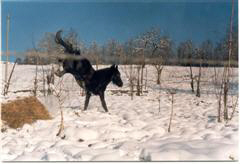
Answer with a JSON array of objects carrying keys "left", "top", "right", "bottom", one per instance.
[
  {"left": 32, "top": 37, "right": 49, "bottom": 96},
  {"left": 141, "top": 28, "right": 171, "bottom": 85},
  {"left": 38, "top": 32, "right": 59, "bottom": 64},
  {"left": 53, "top": 77, "right": 68, "bottom": 139},
  {"left": 195, "top": 48, "right": 203, "bottom": 97},
  {"left": 222, "top": 0, "right": 235, "bottom": 121},
  {"left": 132, "top": 48, "right": 145, "bottom": 96},
  {"left": 151, "top": 36, "right": 171, "bottom": 113},
  {"left": 212, "top": 66, "right": 224, "bottom": 122},
  {"left": 201, "top": 40, "right": 214, "bottom": 66},
  {"left": 122, "top": 40, "right": 138, "bottom": 99},
  {"left": 178, "top": 40, "right": 195, "bottom": 92},
  {"left": 135, "top": 28, "right": 171, "bottom": 112},
  {"left": 88, "top": 41, "right": 101, "bottom": 70},
  {"left": 133, "top": 39, "right": 147, "bottom": 96},
  {"left": 105, "top": 39, "right": 118, "bottom": 64},
  {"left": 123, "top": 64, "right": 137, "bottom": 100}
]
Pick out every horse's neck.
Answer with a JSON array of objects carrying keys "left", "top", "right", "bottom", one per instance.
[
  {"left": 98, "top": 68, "right": 112, "bottom": 79},
  {"left": 94, "top": 68, "right": 113, "bottom": 87}
]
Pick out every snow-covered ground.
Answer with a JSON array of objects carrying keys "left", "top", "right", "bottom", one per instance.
[{"left": 1, "top": 64, "right": 239, "bottom": 161}]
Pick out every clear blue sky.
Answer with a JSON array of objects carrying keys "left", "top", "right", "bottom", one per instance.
[{"left": 1, "top": 0, "right": 238, "bottom": 59}]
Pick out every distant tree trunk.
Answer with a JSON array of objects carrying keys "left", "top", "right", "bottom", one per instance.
[
  {"left": 145, "top": 67, "right": 148, "bottom": 90},
  {"left": 196, "top": 50, "right": 202, "bottom": 97},
  {"left": 33, "top": 57, "right": 38, "bottom": 97},
  {"left": 136, "top": 66, "right": 141, "bottom": 96},
  {"left": 223, "top": 78, "right": 229, "bottom": 120},
  {"left": 213, "top": 66, "right": 224, "bottom": 123},
  {"left": 155, "top": 65, "right": 163, "bottom": 85},
  {"left": 140, "top": 64, "right": 145, "bottom": 94},
  {"left": 3, "top": 59, "right": 18, "bottom": 96},
  {"left": 140, "top": 51, "right": 145, "bottom": 94},
  {"left": 189, "top": 64, "right": 194, "bottom": 93},
  {"left": 189, "top": 58, "right": 194, "bottom": 93},
  {"left": 158, "top": 81, "right": 161, "bottom": 114},
  {"left": 130, "top": 65, "right": 134, "bottom": 100},
  {"left": 223, "top": 0, "right": 234, "bottom": 121},
  {"left": 218, "top": 97, "right": 222, "bottom": 122},
  {"left": 123, "top": 64, "right": 136, "bottom": 100},
  {"left": 168, "top": 90, "right": 176, "bottom": 132},
  {"left": 41, "top": 65, "right": 46, "bottom": 96},
  {"left": 196, "top": 67, "right": 201, "bottom": 97}
]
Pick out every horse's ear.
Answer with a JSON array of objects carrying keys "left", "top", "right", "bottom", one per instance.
[
  {"left": 116, "top": 65, "right": 118, "bottom": 69},
  {"left": 111, "top": 64, "right": 116, "bottom": 69}
]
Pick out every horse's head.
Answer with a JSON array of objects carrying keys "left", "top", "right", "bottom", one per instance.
[{"left": 110, "top": 64, "right": 123, "bottom": 87}]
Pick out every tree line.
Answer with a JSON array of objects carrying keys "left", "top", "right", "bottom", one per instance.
[{"left": 21, "top": 26, "right": 238, "bottom": 67}]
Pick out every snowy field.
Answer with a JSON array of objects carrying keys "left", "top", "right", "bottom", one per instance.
[{"left": 1, "top": 63, "right": 239, "bottom": 161}]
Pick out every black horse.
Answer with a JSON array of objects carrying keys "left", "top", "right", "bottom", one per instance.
[{"left": 55, "top": 30, "right": 123, "bottom": 112}]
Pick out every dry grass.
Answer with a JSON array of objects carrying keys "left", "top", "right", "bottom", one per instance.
[{"left": 1, "top": 96, "right": 51, "bottom": 129}]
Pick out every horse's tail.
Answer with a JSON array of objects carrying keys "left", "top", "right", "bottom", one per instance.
[{"left": 55, "top": 30, "right": 81, "bottom": 55}]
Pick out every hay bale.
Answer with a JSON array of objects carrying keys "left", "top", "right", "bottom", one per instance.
[{"left": 1, "top": 96, "right": 51, "bottom": 129}]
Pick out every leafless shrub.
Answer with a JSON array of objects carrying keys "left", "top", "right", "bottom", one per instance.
[
  {"left": 223, "top": 0, "right": 235, "bottom": 121},
  {"left": 123, "top": 65, "right": 137, "bottom": 100},
  {"left": 32, "top": 37, "right": 49, "bottom": 97},
  {"left": 53, "top": 77, "right": 68, "bottom": 139},
  {"left": 219, "top": 0, "right": 235, "bottom": 122}
]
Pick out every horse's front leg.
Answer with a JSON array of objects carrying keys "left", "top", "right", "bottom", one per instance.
[
  {"left": 99, "top": 92, "right": 108, "bottom": 112},
  {"left": 84, "top": 91, "right": 91, "bottom": 111}
]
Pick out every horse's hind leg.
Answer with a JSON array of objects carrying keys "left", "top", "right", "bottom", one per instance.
[
  {"left": 84, "top": 91, "right": 91, "bottom": 111},
  {"left": 99, "top": 92, "right": 108, "bottom": 112}
]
